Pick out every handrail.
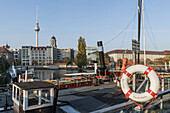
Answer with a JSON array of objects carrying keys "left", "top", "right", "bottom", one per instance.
[
  {"left": 90, "top": 89, "right": 170, "bottom": 113},
  {"left": 157, "top": 89, "right": 170, "bottom": 97},
  {"left": 90, "top": 101, "right": 135, "bottom": 113}
]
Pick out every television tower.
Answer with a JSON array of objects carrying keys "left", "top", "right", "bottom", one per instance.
[{"left": 34, "top": 6, "right": 40, "bottom": 47}]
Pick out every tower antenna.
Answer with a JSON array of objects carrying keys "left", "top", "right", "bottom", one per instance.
[
  {"left": 36, "top": 5, "right": 38, "bottom": 23},
  {"left": 34, "top": 5, "right": 40, "bottom": 47}
]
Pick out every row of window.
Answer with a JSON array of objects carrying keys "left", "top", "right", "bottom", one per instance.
[
  {"left": 32, "top": 50, "right": 46, "bottom": 53},
  {"left": 32, "top": 57, "right": 46, "bottom": 60},
  {"left": 32, "top": 54, "right": 46, "bottom": 56}
]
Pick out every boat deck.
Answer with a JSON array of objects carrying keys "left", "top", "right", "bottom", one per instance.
[{"left": 58, "top": 82, "right": 128, "bottom": 112}]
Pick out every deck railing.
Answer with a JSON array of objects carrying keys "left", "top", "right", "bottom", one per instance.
[{"left": 91, "top": 76, "right": 170, "bottom": 113}]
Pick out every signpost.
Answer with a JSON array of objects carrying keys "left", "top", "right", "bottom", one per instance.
[{"left": 132, "top": 39, "right": 140, "bottom": 91}]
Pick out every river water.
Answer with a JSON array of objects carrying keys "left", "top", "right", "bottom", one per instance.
[{"left": 34, "top": 69, "right": 94, "bottom": 81}]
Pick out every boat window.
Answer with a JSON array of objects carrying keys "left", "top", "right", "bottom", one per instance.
[
  {"left": 41, "top": 89, "right": 51, "bottom": 104},
  {"left": 16, "top": 88, "right": 19, "bottom": 101},
  {"left": 14, "top": 86, "right": 16, "bottom": 99},
  {"left": 20, "top": 90, "right": 23, "bottom": 105},
  {"left": 28, "top": 90, "right": 39, "bottom": 106}
]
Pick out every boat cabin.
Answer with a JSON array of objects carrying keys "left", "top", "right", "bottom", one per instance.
[{"left": 12, "top": 81, "right": 54, "bottom": 113}]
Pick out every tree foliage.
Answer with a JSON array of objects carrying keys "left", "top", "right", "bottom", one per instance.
[
  {"left": 154, "top": 58, "right": 164, "bottom": 65},
  {"left": 162, "top": 55, "right": 170, "bottom": 64},
  {"left": 146, "top": 58, "right": 153, "bottom": 64},
  {"left": 63, "top": 57, "right": 72, "bottom": 65},
  {"left": 117, "top": 58, "right": 123, "bottom": 66},
  {"left": 76, "top": 36, "right": 87, "bottom": 68},
  {"left": 96, "top": 52, "right": 110, "bottom": 65},
  {"left": 0, "top": 56, "right": 10, "bottom": 74},
  {"left": 104, "top": 53, "right": 110, "bottom": 64}
]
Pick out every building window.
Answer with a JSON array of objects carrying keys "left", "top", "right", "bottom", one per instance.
[{"left": 20, "top": 90, "right": 23, "bottom": 105}]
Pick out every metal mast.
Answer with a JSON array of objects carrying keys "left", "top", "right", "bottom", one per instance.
[
  {"left": 138, "top": 0, "right": 142, "bottom": 63},
  {"left": 142, "top": 0, "right": 146, "bottom": 65}
]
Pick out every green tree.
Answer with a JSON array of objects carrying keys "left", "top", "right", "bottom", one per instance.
[
  {"left": 162, "top": 55, "right": 170, "bottom": 64},
  {"left": 154, "top": 58, "right": 164, "bottom": 65},
  {"left": 77, "top": 36, "right": 87, "bottom": 68},
  {"left": 104, "top": 53, "right": 110, "bottom": 64},
  {"left": 0, "top": 56, "right": 10, "bottom": 74},
  {"left": 146, "top": 58, "right": 153, "bottom": 64},
  {"left": 63, "top": 57, "right": 72, "bottom": 65},
  {"left": 96, "top": 52, "right": 110, "bottom": 65}
]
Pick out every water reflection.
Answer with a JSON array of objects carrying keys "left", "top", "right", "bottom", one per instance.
[{"left": 34, "top": 69, "right": 93, "bottom": 81}]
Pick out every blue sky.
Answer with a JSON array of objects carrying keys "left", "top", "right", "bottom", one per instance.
[{"left": 0, "top": 0, "right": 170, "bottom": 52}]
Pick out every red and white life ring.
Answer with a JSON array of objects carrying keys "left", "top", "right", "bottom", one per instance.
[{"left": 120, "top": 65, "right": 160, "bottom": 102}]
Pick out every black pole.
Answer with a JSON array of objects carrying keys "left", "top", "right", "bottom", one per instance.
[
  {"left": 97, "top": 41, "right": 106, "bottom": 76},
  {"left": 138, "top": 0, "right": 142, "bottom": 63},
  {"left": 53, "top": 85, "right": 59, "bottom": 113}
]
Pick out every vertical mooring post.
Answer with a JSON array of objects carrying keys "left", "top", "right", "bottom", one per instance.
[
  {"left": 4, "top": 95, "right": 7, "bottom": 110},
  {"left": 132, "top": 39, "right": 137, "bottom": 91},
  {"left": 53, "top": 85, "right": 59, "bottom": 113},
  {"left": 97, "top": 41, "right": 106, "bottom": 76},
  {"left": 160, "top": 74, "right": 164, "bottom": 111},
  {"left": 25, "top": 66, "right": 28, "bottom": 82}
]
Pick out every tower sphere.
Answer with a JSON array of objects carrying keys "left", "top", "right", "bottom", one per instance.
[{"left": 34, "top": 23, "right": 40, "bottom": 31}]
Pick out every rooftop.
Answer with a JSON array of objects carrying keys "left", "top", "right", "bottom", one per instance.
[
  {"left": 0, "top": 47, "right": 11, "bottom": 53},
  {"left": 107, "top": 49, "right": 170, "bottom": 55},
  {"left": 14, "top": 81, "right": 54, "bottom": 90}
]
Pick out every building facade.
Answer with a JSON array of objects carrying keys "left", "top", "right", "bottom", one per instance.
[
  {"left": 0, "top": 46, "right": 13, "bottom": 62},
  {"left": 8, "top": 48, "right": 21, "bottom": 61},
  {"left": 107, "top": 49, "right": 170, "bottom": 63},
  {"left": 21, "top": 46, "right": 57, "bottom": 66},
  {"left": 86, "top": 47, "right": 97, "bottom": 61},
  {"left": 57, "top": 48, "right": 74, "bottom": 62},
  {"left": 50, "top": 36, "right": 57, "bottom": 48}
]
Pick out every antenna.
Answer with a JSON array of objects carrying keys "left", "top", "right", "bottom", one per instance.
[{"left": 36, "top": 5, "right": 38, "bottom": 23}]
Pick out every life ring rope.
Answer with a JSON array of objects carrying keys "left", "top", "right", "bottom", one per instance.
[
  {"left": 125, "top": 89, "right": 133, "bottom": 98},
  {"left": 130, "top": 97, "right": 154, "bottom": 109},
  {"left": 144, "top": 67, "right": 153, "bottom": 75},
  {"left": 123, "top": 70, "right": 131, "bottom": 77},
  {"left": 131, "top": 72, "right": 162, "bottom": 110},
  {"left": 120, "top": 63, "right": 162, "bottom": 109},
  {"left": 120, "top": 64, "right": 160, "bottom": 101},
  {"left": 123, "top": 66, "right": 158, "bottom": 99},
  {"left": 147, "top": 89, "right": 157, "bottom": 98}
]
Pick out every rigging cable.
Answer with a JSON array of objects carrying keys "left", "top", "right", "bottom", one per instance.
[
  {"left": 145, "top": 6, "right": 158, "bottom": 50},
  {"left": 131, "top": 13, "right": 136, "bottom": 40},
  {"left": 104, "top": 13, "right": 137, "bottom": 46},
  {"left": 120, "top": 28, "right": 127, "bottom": 49},
  {"left": 145, "top": 27, "right": 158, "bottom": 50},
  {"left": 121, "top": 3, "right": 137, "bottom": 49}
]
